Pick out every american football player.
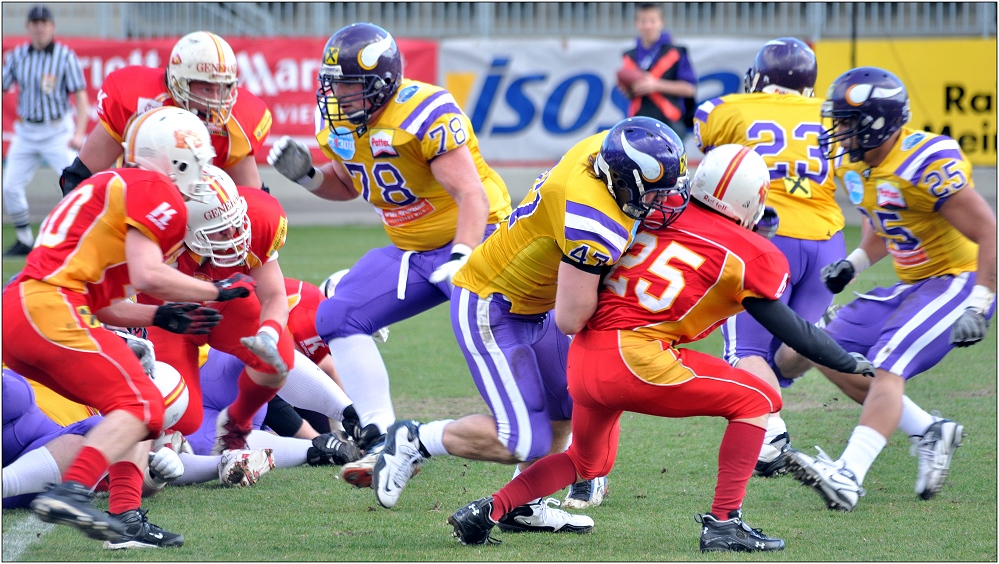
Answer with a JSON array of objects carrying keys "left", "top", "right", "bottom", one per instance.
[
  {"left": 371, "top": 117, "right": 689, "bottom": 531},
  {"left": 776, "top": 67, "right": 996, "bottom": 511},
  {"left": 448, "top": 144, "right": 876, "bottom": 552},
  {"left": 3, "top": 107, "right": 248, "bottom": 544},
  {"left": 60, "top": 31, "right": 273, "bottom": 195},
  {"left": 692, "top": 37, "right": 844, "bottom": 476},
  {"left": 266, "top": 23, "right": 513, "bottom": 483}
]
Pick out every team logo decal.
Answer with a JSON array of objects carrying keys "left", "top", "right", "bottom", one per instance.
[
  {"left": 358, "top": 36, "right": 393, "bottom": 70},
  {"left": 901, "top": 132, "right": 925, "bottom": 151},
  {"left": 620, "top": 133, "right": 664, "bottom": 182},
  {"left": 370, "top": 129, "right": 398, "bottom": 158},
  {"left": 324, "top": 47, "right": 339, "bottom": 66},
  {"left": 174, "top": 130, "right": 204, "bottom": 149},
  {"left": 875, "top": 180, "right": 906, "bottom": 210},
  {"left": 396, "top": 85, "right": 419, "bottom": 103},
  {"left": 328, "top": 126, "right": 356, "bottom": 160},
  {"left": 843, "top": 170, "right": 865, "bottom": 205}
]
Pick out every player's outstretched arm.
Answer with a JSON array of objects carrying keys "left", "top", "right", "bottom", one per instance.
[
  {"left": 125, "top": 228, "right": 227, "bottom": 303},
  {"left": 940, "top": 187, "right": 997, "bottom": 346},
  {"left": 267, "top": 135, "right": 358, "bottom": 201}
]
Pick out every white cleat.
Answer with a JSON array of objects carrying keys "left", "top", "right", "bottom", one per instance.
[
  {"left": 912, "top": 415, "right": 964, "bottom": 500},
  {"left": 373, "top": 420, "right": 429, "bottom": 508},
  {"left": 562, "top": 476, "right": 608, "bottom": 510},
  {"left": 218, "top": 449, "right": 275, "bottom": 487},
  {"left": 496, "top": 498, "right": 594, "bottom": 534},
  {"left": 788, "top": 447, "right": 865, "bottom": 511}
]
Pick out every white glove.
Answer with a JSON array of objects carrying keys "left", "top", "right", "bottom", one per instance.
[
  {"left": 144, "top": 446, "right": 184, "bottom": 490},
  {"left": 241, "top": 329, "right": 288, "bottom": 378},
  {"left": 267, "top": 136, "right": 317, "bottom": 187},
  {"left": 113, "top": 330, "right": 156, "bottom": 377},
  {"left": 429, "top": 244, "right": 473, "bottom": 287}
]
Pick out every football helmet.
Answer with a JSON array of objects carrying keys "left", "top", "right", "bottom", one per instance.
[
  {"left": 122, "top": 106, "right": 215, "bottom": 202},
  {"left": 185, "top": 165, "right": 251, "bottom": 268},
  {"left": 167, "top": 31, "right": 239, "bottom": 126},
  {"left": 744, "top": 37, "right": 817, "bottom": 97},
  {"left": 317, "top": 23, "right": 402, "bottom": 136},
  {"left": 593, "top": 117, "right": 690, "bottom": 230},
  {"left": 690, "top": 144, "right": 771, "bottom": 229},
  {"left": 819, "top": 66, "right": 911, "bottom": 162}
]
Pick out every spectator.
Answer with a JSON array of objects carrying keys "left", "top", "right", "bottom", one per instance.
[{"left": 2, "top": 5, "right": 88, "bottom": 256}]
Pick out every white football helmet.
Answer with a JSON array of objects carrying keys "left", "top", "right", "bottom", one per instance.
[
  {"left": 167, "top": 31, "right": 239, "bottom": 126},
  {"left": 690, "top": 144, "right": 771, "bottom": 229},
  {"left": 185, "top": 165, "right": 251, "bottom": 268},
  {"left": 122, "top": 106, "right": 215, "bottom": 202},
  {"left": 151, "top": 361, "right": 189, "bottom": 429}
]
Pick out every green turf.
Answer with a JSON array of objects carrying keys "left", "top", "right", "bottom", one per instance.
[{"left": 2, "top": 224, "right": 996, "bottom": 561}]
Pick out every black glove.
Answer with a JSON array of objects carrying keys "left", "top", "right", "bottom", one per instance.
[
  {"left": 351, "top": 423, "right": 384, "bottom": 453},
  {"left": 213, "top": 273, "right": 256, "bottom": 302},
  {"left": 753, "top": 207, "right": 779, "bottom": 240},
  {"left": 153, "top": 303, "right": 222, "bottom": 335},
  {"left": 848, "top": 352, "right": 876, "bottom": 377},
  {"left": 949, "top": 308, "right": 989, "bottom": 347},
  {"left": 59, "top": 157, "right": 92, "bottom": 197},
  {"left": 821, "top": 259, "right": 856, "bottom": 294},
  {"left": 341, "top": 405, "right": 361, "bottom": 440}
]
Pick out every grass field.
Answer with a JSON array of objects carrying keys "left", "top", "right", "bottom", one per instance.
[{"left": 2, "top": 224, "right": 996, "bottom": 561}]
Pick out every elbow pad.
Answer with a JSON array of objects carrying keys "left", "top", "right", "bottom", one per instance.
[{"left": 60, "top": 157, "right": 93, "bottom": 197}]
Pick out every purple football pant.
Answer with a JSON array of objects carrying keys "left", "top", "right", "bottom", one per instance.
[
  {"left": 824, "top": 271, "right": 992, "bottom": 380},
  {"left": 187, "top": 349, "right": 267, "bottom": 456},
  {"left": 3, "top": 369, "right": 100, "bottom": 508},
  {"left": 450, "top": 287, "right": 573, "bottom": 462},
  {"left": 722, "top": 232, "right": 845, "bottom": 387}
]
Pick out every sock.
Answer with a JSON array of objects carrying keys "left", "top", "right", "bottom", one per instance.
[
  {"left": 107, "top": 461, "right": 142, "bottom": 514},
  {"left": 2, "top": 447, "right": 61, "bottom": 498},
  {"left": 172, "top": 454, "right": 223, "bottom": 485},
  {"left": 418, "top": 419, "right": 453, "bottom": 457},
  {"left": 228, "top": 369, "right": 280, "bottom": 428},
  {"left": 764, "top": 414, "right": 787, "bottom": 444},
  {"left": 897, "top": 395, "right": 936, "bottom": 437},
  {"left": 62, "top": 446, "right": 110, "bottom": 489},
  {"left": 245, "top": 430, "right": 309, "bottom": 467},
  {"left": 277, "top": 350, "right": 354, "bottom": 419},
  {"left": 711, "top": 421, "right": 765, "bottom": 518},
  {"left": 327, "top": 334, "right": 395, "bottom": 433},
  {"left": 491, "top": 452, "right": 577, "bottom": 521},
  {"left": 15, "top": 224, "right": 33, "bottom": 246},
  {"left": 839, "top": 425, "right": 887, "bottom": 484}
]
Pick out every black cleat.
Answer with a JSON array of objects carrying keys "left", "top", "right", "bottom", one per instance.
[
  {"left": 449, "top": 497, "right": 501, "bottom": 545},
  {"left": 102, "top": 509, "right": 185, "bottom": 549},
  {"left": 3, "top": 240, "right": 32, "bottom": 258},
  {"left": 695, "top": 510, "right": 785, "bottom": 552},
  {"left": 30, "top": 482, "right": 128, "bottom": 542},
  {"left": 307, "top": 431, "right": 364, "bottom": 466},
  {"left": 755, "top": 432, "right": 797, "bottom": 478}
]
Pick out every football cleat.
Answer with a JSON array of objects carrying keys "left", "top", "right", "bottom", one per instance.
[
  {"left": 340, "top": 451, "right": 379, "bottom": 489},
  {"left": 912, "top": 415, "right": 964, "bottom": 500},
  {"left": 755, "top": 432, "right": 796, "bottom": 478},
  {"left": 562, "top": 476, "right": 608, "bottom": 510},
  {"left": 30, "top": 482, "right": 128, "bottom": 542},
  {"left": 307, "top": 431, "right": 364, "bottom": 466},
  {"left": 373, "top": 420, "right": 430, "bottom": 508},
  {"left": 102, "top": 509, "right": 184, "bottom": 549},
  {"left": 448, "top": 497, "right": 501, "bottom": 545},
  {"left": 496, "top": 498, "right": 594, "bottom": 534},
  {"left": 211, "top": 407, "right": 252, "bottom": 455},
  {"left": 788, "top": 447, "right": 865, "bottom": 511},
  {"left": 218, "top": 448, "right": 275, "bottom": 487},
  {"left": 695, "top": 510, "right": 785, "bottom": 552}
]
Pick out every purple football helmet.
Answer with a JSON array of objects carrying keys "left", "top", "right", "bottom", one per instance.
[
  {"left": 317, "top": 23, "right": 402, "bottom": 136},
  {"left": 594, "top": 117, "right": 690, "bottom": 230},
  {"left": 744, "top": 37, "right": 818, "bottom": 96},
  {"left": 819, "top": 66, "right": 911, "bottom": 162}
]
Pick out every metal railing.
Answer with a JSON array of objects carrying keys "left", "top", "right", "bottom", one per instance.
[{"left": 3, "top": 2, "right": 995, "bottom": 40}]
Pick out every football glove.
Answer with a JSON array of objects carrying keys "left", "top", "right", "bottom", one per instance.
[
  {"left": 114, "top": 330, "right": 157, "bottom": 376},
  {"left": 341, "top": 405, "right": 362, "bottom": 440},
  {"left": 821, "top": 259, "right": 856, "bottom": 294},
  {"left": 753, "top": 207, "right": 779, "bottom": 240},
  {"left": 949, "top": 308, "right": 989, "bottom": 347},
  {"left": 144, "top": 446, "right": 184, "bottom": 490},
  {"left": 214, "top": 273, "right": 256, "bottom": 302},
  {"left": 848, "top": 352, "right": 876, "bottom": 378},
  {"left": 429, "top": 244, "right": 473, "bottom": 287},
  {"left": 267, "top": 136, "right": 315, "bottom": 182},
  {"left": 240, "top": 331, "right": 288, "bottom": 377},
  {"left": 153, "top": 302, "right": 222, "bottom": 335}
]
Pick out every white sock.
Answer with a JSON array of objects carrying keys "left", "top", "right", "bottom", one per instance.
[
  {"left": 246, "top": 430, "right": 309, "bottom": 467},
  {"left": 897, "top": 395, "right": 936, "bottom": 437},
  {"left": 839, "top": 425, "right": 887, "bottom": 485},
  {"left": 279, "top": 350, "right": 354, "bottom": 420},
  {"left": 173, "top": 454, "right": 223, "bottom": 485},
  {"left": 2, "top": 447, "right": 60, "bottom": 498},
  {"left": 764, "top": 414, "right": 788, "bottom": 444},
  {"left": 328, "top": 334, "right": 395, "bottom": 433},
  {"left": 15, "top": 225, "right": 33, "bottom": 246},
  {"left": 417, "top": 419, "right": 453, "bottom": 457}
]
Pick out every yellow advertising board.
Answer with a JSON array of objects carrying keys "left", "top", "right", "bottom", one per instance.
[{"left": 815, "top": 38, "right": 996, "bottom": 165}]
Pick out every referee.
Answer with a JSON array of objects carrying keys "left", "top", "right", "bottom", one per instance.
[{"left": 2, "top": 5, "right": 88, "bottom": 257}]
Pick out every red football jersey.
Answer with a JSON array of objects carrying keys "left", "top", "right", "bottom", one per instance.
[
  {"left": 175, "top": 186, "right": 288, "bottom": 282},
  {"left": 588, "top": 203, "right": 790, "bottom": 344},
  {"left": 284, "top": 278, "right": 329, "bottom": 363},
  {"left": 96, "top": 66, "right": 273, "bottom": 168},
  {"left": 20, "top": 169, "right": 188, "bottom": 310}
]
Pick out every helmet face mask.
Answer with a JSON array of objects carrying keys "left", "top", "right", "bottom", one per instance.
[
  {"left": 317, "top": 23, "right": 402, "bottom": 137},
  {"left": 689, "top": 144, "right": 771, "bottom": 230},
  {"left": 744, "top": 37, "right": 817, "bottom": 97},
  {"left": 819, "top": 66, "right": 911, "bottom": 162},
  {"left": 595, "top": 117, "right": 690, "bottom": 231},
  {"left": 185, "top": 165, "right": 251, "bottom": 268},
  {"left": 122, "top": 106, "right": 216, "bottom": 202},
  {"left": 167, "top": 31, "right": 239, "bottom": 126}
]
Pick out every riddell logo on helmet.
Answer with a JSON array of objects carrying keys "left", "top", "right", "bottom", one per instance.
[
  {"left": 174, "top": 130, "right": 204, "bottom": 149},
  {"left": 195, "top": 62, "right": 235, "bottom": 74}
]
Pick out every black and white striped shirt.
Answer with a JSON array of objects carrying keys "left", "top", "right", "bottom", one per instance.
[{"left": 2, "top": 41, "right": 86, "bottom": 123}]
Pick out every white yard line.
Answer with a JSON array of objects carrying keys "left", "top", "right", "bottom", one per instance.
[{"left": 2, "top": 512, "right": 52, "bottom": 561}]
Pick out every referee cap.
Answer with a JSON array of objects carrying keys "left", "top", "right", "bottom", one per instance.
[{"left": 27, "top": 6, "right": 54, "bottom": 22}]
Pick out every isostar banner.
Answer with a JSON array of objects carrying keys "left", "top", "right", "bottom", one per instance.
[
  {"left": 2, "top": 37, "right": 437, "bottom": 162},
  {"left": 441, "top": 37, "right": 769, "bottom": 166}
]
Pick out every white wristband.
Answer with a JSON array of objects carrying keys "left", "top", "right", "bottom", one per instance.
[
  {"left": 967, "top": 284, "right": 995, "bottom": 313},
  {"left": 296, "top": 168, "right": 324, "bottom": 192},
  {"left": 257, "top": 325, "right": 280, "bottom": 342},
  {"left": 846, "top": 248, "right": 871, "bottom": 274},
  {"left": 450, "top": 243, "right": 473, "bottom": 259}
]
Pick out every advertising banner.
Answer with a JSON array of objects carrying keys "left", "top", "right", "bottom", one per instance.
[
  {"left": 2, "top": 37, "right": 437, "bottom": 162},
  {"left": 815, "top": 38, "right": 996, "bottom": 165},
  {"left": 440, "top": 37, "right": 770, "bottom": 166}
]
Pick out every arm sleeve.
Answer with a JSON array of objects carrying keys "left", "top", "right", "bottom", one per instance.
[
  {"left": 62, "top": 48, "right": 86, "bottom": 93},
  {"left": 2, "top": 51, "right": 16, "bottom": 91},
  {"left": 742, "top": 297, "right": 860, "bottom": 373}
]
